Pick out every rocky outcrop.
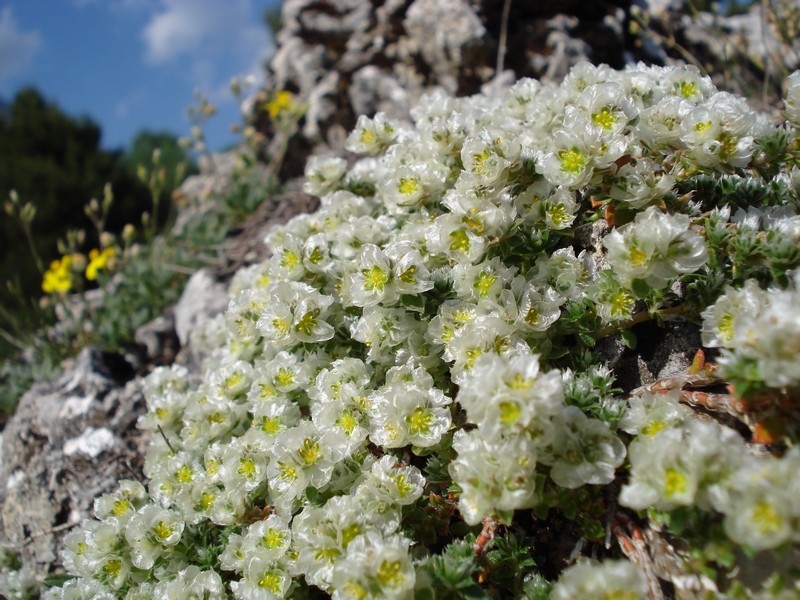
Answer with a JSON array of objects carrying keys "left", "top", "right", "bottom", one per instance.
[
  {"left": 256, "top": 0, "right": 633, "bottom": 178},
  {"left": 0, "top": 348, "right": 145, "bottom": 573},
  {"left": 254, "top": 0, "right": 796, "bottom": 179},
  {"left": 0, "top": 171, "right": 320, "bottom": 579}
]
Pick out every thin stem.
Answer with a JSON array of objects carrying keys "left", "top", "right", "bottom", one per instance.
[
  {"left": 594, "top": 304, "right": 688, "bottom": 341},
  {"left": 496, "top": 0, "right": 512, "bottom": 76},
  {"left": 21, "top": 221, "right": 44, "bottom": 274}
]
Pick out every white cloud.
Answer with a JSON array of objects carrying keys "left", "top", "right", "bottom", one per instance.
[
  {"left": 0, "top": 6, "right": 42, "bottom": 81},
  {"left": 142, "top": 0, "right": 271, "bottom": 65},
  {"left": 139, "top": 0, "right": 274, "bottom": 107}
]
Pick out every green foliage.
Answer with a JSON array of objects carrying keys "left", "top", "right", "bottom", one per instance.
[
  {"left": 415, "top": 538, "right": 486, "bottom": 599},
  {"left": 0, "top": 88, "right": 151, "bottom": 325},
  {"left": 124, "top": 129, "right": 197, "bottom": 197}
]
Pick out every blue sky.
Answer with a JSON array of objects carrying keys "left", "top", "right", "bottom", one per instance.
[{"left": 0, "top": 0, "right": 280, "bottom": 152}]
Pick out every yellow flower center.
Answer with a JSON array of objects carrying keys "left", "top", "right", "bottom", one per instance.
[
  {"left": 642, "top": 420, "right": 666, "bottom": 436},
  {"left": 363, "top": 265, "right": 389, "bottom": 292},
  {"left": 399, "top": 265, "right": 417, "bottom": 284},
  {"left": 465, "top": 347, "right": 482, "bottom": 369},
  {"left": 377, "top": 560, "right": 405, "bottom": 588},
  {"left": 752, "top": 501, "right": 784, "bottom": 535},
  {"left": 591, "top": 107, "right": 618, "bottom": 130},
  {"left": 262, "top": 528, "right": 286, "bottom": 550},
  {"left": 609, "top": 289, "right": 633, "bottom": 317},
  {"left": 629, "top": 246, "right": 647, "bottom": 266},
  {"left": 153, "top": 521, "right": 173, "bottom": 540},
  {"left": 547, "top": 203, "right": 570, "bottom": 226},
  {"left": 295, "top": 309, "right": 320, "bottom": 335},
  {"left": 471, "top": 149, "right": 492, "bottom": 174},
  {"left": 260, "top": 416, "right": 282, "bottom": 435},
  {"left": 663, "top": 468, "right": 687, "bottom": 498},
  {"left": 278, "top": 461, "right": 297, "bottom": 481},
  {"left": 398, "top": 177, "right": 420, "bottom": 196},
  {"left": 359, "top": 129, "right": 376, "bottom": 145},
  {"left": 238, "top": 457, "right": 256, "bottom": 479},
  {"left": 342, "top": 523, "right": 361, "bottom": 548},
  {"left": 558, "top": 147, "right": 587, "bottom": 174},
  {"left": 406, "top": 407, "right": 433, "bottom": 436},
  {"left": 393, "top": 473, "right": 414, "bottom": 498},
  {"left": 111, "top": 499, "right": 132, "bottom": 517},
  {"left": 336, "top": 410, "right": 359, "bottom": 435},
  {"left": 474, "top": 271, "right": 497, "bottom": 297},
  {"left": 176, "top": 465, "right": 193, "bottom": 484},
  {"left": 499, "top": 401, "right": 522, "bottom": 425},
  {"left": 298, "top": 438, "right": 321, "bottom": 465},
  {"left": 508, "top": 373, "right": 532, "bottom": 390},
  {"left": 694, "top": 120, "right": 712, "bottom": 133},
  {"left": 718, "top": 313, "right": 735, "bottom": 343},
  {"left": 449, "top": 229, "right": 471, "bottom": 253},
  {"left": 274, "top": 369, "right": 295, "bottom": 388},
  {"left": 679, "top": 81, "right": 697, "bottom": 99},
  {"left": 272, "top": 318, "right": 290, "bottom": 335},
  {"left": 103, "top": 559, "right": 122, "bottom": 578},
  {"left": 281, "top": 250, "right": 300, "bottom": 270},
  {"left": 258, "top": 570, "right": 283, "bottom": 593},
  {"left": 199, "top": 492, "right": 215, "bottom": 510}
]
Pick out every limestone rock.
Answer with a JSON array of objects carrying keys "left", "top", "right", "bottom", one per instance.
[
  {"left": 256, "top": 0, "right": 634, "bottom": 178},
  {"left": 0, "top": 348, "right": 146, "bottom": 573},
  {"left": 173, "top": 269, "right": 229, "bottom": 350}
]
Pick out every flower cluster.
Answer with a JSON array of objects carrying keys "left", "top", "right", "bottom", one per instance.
[
  {"left": 701, "top": 271, "right": 800, "bottom": 388},
  {"left": 41, "top": 247, "right": 117, "bottom": 294},
  {"left": 42, "top": 253, "right": 81, "bottom": 294},
  {"left": 50, "top": 63, "right": 800, "bottom": 599},
  {"left": 621, "top": 390, "right": 800, "bottom": 551}
]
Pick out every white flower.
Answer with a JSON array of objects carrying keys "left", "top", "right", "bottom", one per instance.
[
  {"left": 353, "top": 455, "right": 426, "bottom": 508},
  {"left": 345, "top": 113, "right": 400, "bottom": 155},
  {"left": 330, "top": 532, "right": 415, "bottom": 600},
  {"left": 536, "top": 129, "right": 596, "bottom": 189},
  {"left": 608, "top": 157, "right": 675, "bottom": 209},
  {"left": 240, "top": 514, "right": 292, "bottom": 563},
  {"left": 93, "top": 480, "right": 147, "bottom": 524},
  {"left": 539, "top": 406, "right": 626, "bottom": 488},
  {"left": 368, "top": 363, "right": 452, "bottom": 449},
  {"left": 448, "top": 429, "right": 540, "bottom": 525},
  {"left": 603, "top": 206, "right": 708, "bottom": 289},
  {"left": 304, "top": 155, "right": 348, "bottom": 197},
  {"left": 456, "top": 352, "right": 563, "bottom": 438},
  {"left": 700, "top": 279, "right": 765, "bottom": 348},
  {"left": 514, "top": 184, "right": 578, "bottom": 230},
  {"left": 231, "top": 558, "right": 293, "bottom": 599},
  {"left": 460, "top": 129, "right": 522, "bottom": 185},
  {"left": 256, "top": 282, "right": 335, "bottom": 347},
  {"left": 267, "top": 421, "right": 348, "bottom": 510},
  {"left": 124, "top": 505, "right": 184, "bottom": 570},
  {"left": 619, "top": 389, "right": 689, "bottom": 437},
  {"left": 551, "top": 559, "right": 649, "bottom": 600}
]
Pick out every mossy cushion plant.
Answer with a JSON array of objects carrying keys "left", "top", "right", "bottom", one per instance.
[{"left": 43, "top": 64, "right": 800, "bottom": 599}]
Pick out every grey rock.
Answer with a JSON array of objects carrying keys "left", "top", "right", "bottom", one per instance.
[
  {"left": 256, "top": 0, "right": 638, "bottom": 179},
  {"left": 0, "top": 348, "right": 147, "bottom": 574},
  {"left": 173, "top": 269, "right": 229, "bottom": 350},
  {"left": 134, "top": 312, "right": 179, "bottom": 365}
]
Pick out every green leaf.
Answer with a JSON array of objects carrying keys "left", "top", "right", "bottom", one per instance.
[
  {"left": 578, "top": 332, "right": 596, "bottom": 348},
  {"left": 400, "top": 293, "right": 425, "bottom": 314},
  {"left": 629, "top": 278, "right": 651, "bottom": 299},
  {"left": 43, "top": 574, "right": 75, "bottom": 588},
  {"left": 620, "top": 329, "right": 637, "bottom": 349}
]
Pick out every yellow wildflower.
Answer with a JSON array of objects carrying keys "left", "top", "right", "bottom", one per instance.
[
  {"left": 266, "top": 91, "right": 296, "bottom": 119},
  {"left": 85, "top": 247, "right": 115, "bottom": 281},
  {"left": 42, "top": 255, "right": 75, "bottom": 294}
]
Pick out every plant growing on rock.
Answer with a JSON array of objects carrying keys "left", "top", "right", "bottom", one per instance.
[{"left": 50, "top": 63, "right": 800, "bottom": 599}]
